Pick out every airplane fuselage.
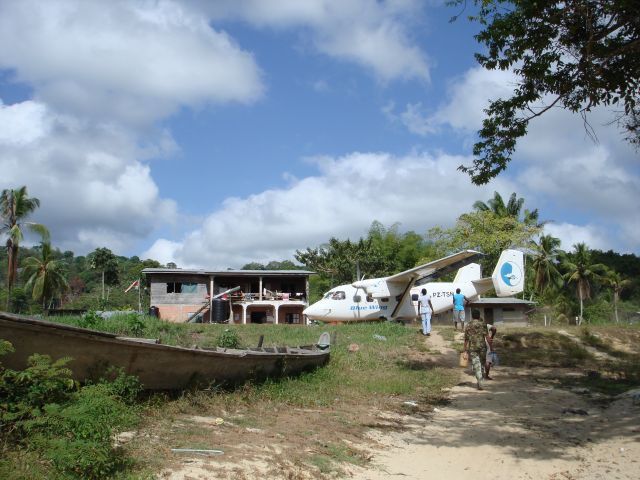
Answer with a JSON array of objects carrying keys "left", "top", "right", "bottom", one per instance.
[{"left": 304, "top": 281, "right": 485, "bottom": 323}]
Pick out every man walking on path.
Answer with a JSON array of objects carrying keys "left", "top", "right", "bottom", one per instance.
[
  {"left": 464, "top": 309, "right": 489, "bottom": 390},
  {"left": 452, "top": 288, "right": 467, "bottom": 330},
  {"left": 418, "top": 288, "right": 434, "bottom": 336}
]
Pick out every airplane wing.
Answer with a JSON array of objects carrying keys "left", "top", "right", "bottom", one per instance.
[{"left": 386, "top": 250, "right": 483, "bottom": 284}]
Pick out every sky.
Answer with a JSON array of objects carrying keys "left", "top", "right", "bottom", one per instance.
[{"left": 0, "top": 0, "right": 638, "bottom": 269}]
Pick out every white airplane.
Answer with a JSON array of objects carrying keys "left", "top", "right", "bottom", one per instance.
[{"left": 303, "top": 249, "right": 524, "bottom": 323}]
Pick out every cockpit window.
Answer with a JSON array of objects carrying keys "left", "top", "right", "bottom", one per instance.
[{"left": 323, "top": 290, "right": 346, "bottom": 300}]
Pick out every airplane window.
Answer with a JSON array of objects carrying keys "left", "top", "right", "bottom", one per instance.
[
  {"left": 331, "top": 291, "right": 345, "bottom": 300},
  {"left": 366, "top": 294, "right": 373, "bottom": 302},
  {"left": 324, "top": 292, "right": 333, "bottom": 299},
  {"left": 380, "top": 298, "right": 389, "bottom": 302},
  {"left": 411, "top": 294, "right": 419, "bottom": 301},
  {"left": 353, "top": 295, "right": 361, "bottom": 302}
]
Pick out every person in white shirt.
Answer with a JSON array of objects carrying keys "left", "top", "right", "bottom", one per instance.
[{"left": 417, "top": 288, "right": 434, "bottom": 336}]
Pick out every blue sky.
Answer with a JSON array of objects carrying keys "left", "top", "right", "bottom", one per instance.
[{"left": 0, "top": 0, "right": 638, "bottom": 269}]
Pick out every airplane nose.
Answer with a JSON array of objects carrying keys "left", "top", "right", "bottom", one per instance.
[{"left": 303, "top": 304, "right": 331, "bottom": 319}]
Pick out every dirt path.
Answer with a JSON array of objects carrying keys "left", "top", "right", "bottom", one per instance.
[{"left": 348, "top": 329, "right": 640, "bottom": 480}]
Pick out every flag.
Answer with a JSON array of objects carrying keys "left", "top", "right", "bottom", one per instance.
[{"left": 124, "top": 280, "right": 140, "bottom": 293}]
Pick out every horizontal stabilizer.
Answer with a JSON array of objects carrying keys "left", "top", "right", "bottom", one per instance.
[
  {"left": 454, "top": 263, "right": 481, "bottom": 283},
  {"left": 471, "top": 278, "right": 493, "bottom": 292}
]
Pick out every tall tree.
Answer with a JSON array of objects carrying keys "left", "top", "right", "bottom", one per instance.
[
  {"left": 562, "top": 243, "right": 607, "bottom": 325},
  {"left": 22, "top": 242, "right": 69, "bottom": 309},
  {"left": 452, "top": 0, "right": 640, "bottom": 184},
  {"left": 88, "top": 247, "right": 119, "bottom": 301},
  {"left": 529, "top": 235, "right": 564, "bottom": 296},
  {"left": 603, "top": 269, "right": 631, "bottom": 323},
  {"left": 0, "top": 186, "right": 49, "bottom": 310},
  {"left": 429, "top": 209, "right": 541, "bottom": 273}
]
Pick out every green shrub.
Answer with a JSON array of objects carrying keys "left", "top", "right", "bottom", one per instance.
[
  {"left": 216, "top": 328, "right": 241, "bottom": 349},
  {"left": 124, "top": 313, "right": 146, "bottom": 336},
  {"left": 0, "top": 341, "right": 142, "bottom": 479},
  {"left": 584, "top": 300, "right": 612, "bottom": 324},
  {"left": 78, "top": 310, "right": 101, "bottom": 329},
  {"left": 1, "top": 353, "right": 77, "bottom": 433},
  {"left": 27, "top": 383, "right": 137, "bottom": 478}
]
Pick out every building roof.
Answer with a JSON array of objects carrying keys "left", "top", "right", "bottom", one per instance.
[
  {"left": 469, "top": 297, "right": 536, "bottom": 305},
  {"left": 142, "top": 268, "right": 314, "bottom": 277}
]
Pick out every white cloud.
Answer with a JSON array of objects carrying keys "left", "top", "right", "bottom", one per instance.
[
  {"left": 143, "top": 150, "right": 507, "bottom": 268},
  {"left": 0, "top": 0, "right": 264, "bottom": 126},
  {"left": 0, "top": 100, "right": 50, "bottom": 145},
  {"left": 0, "top": 99, "right": 176, "bottom": 253},
  {"left": 0, "top": 0, "right": 266, "bottom": 255},
  {"left": 388, "top": 68, "right": 516, "bottom": 136},
  {"left": 544, "top": 223, "right": 611, "bottom": 253},
  {"left": 192, "top": 0, "right": 430, "bottom": 82}
]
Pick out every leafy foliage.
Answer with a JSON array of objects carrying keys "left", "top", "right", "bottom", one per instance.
[
  {"left": 562, "top": 242, "right": 608, "bottom": 324},
  {"left": 428, "top": 209, "right": 541, "bottom": 272},
  {"left": 452, "top": 0, "right": 640, "bottom": 183},
  {"left": 22, "top": 242, "right": 69, "bottom": 308},
  {"left": 295, "top": 221, "right": 436, "bottom": 291},
  {"left": 0, "top": 343, "right": 141, "bottom": 479},
  {"left": 216, "top": 328, "right": 242, "bottom": 349},
  {"left": 529, "top": 234, "right": 564, "bottom": 296}
]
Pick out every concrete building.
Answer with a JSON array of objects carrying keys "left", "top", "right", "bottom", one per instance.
[{"left": 142, "top": 268, "right": 313, "bottom": 324}]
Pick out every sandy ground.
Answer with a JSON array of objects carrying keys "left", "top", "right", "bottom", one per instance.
[
  {"left": 347, "top": 329, "right": 640, "bottom": 480},
  {"left": 158, "top": 328, "right": 640, "bottom": 479}
]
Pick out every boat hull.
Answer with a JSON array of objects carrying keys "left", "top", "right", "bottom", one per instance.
[{"left": 0, "top": 312, "right": 330, "bottom": 390}]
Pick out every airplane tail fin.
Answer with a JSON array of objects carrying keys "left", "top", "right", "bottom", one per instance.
[
  {"left": 491, "top": 249, "right": 525, "bottom": 297},
  {"left": 453, "top": 263, "right": 481, "bottom": 283}
]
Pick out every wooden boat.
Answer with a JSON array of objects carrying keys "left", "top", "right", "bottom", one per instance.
[{"left": 0, "top": 312, "right": 330, "bottom": 390}]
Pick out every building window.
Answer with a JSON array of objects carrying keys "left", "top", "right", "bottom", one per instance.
[
  {"left": 167, "top": 282, "right": 197, "bottom": 293},
  {"left": 182, "top": 283, "right": 198, "bottom": 294},
  {"left": 286, "top": 313, "right": 300, "bottom": 324}
]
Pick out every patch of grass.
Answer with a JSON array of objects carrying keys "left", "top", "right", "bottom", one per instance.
[
  {"left": 308, "top": 441, "right": 368, "bottom": 475},
  {"left": 496, "top": 326, "right": 640, "bottom": 396},
  {"left": 436, "top": 326, "right": 457, "bottom": 342},
  {"left": 309, "top": 453, "right": 334, "bottom": 474},
  {"left": 496, "top": 330, "right": 594, "bottom": 368}
]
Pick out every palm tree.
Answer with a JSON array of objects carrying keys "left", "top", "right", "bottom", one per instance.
[
  {"left": 0, "top": 186, "right": 49, "bottom": 309},
  {"left": 603, "top": 269, "right": 631, "bottom": 323},
  {"left": 22, "top": 242, "right": 68, "bottom": 309},
  {"left": 473, "top": 191, "right": 542, "bottom": 226},
  {"left": 529, "top": 234, "right": 564, "bottom": 296},
  {"left": 562, "top": 243, "right": 606, "bottom": 325}
]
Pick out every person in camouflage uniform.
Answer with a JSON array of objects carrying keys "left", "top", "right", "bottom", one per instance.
[{"left": 463, "top": 309, "right": 488, "bottom": 390}]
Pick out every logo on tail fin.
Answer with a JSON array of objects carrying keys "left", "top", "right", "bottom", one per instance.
[{"left": 500, "top": 261, "right": 522, "bottom": 287}]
